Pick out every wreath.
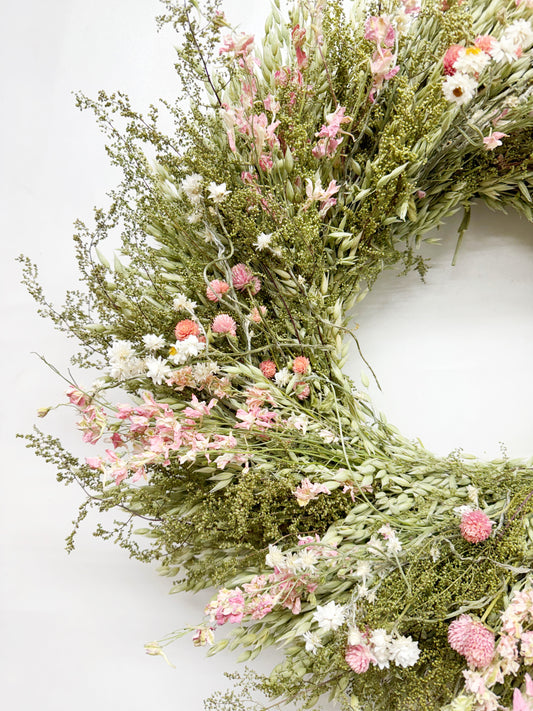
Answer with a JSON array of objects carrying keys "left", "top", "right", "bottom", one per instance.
[{"left": 20, "top": 0, "right": 533, "bottom": 709}]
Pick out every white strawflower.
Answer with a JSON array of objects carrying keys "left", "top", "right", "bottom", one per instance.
[
  {"left": 172, "top": 293, "right": 197, "bottom": 312},
  {"left": 142, "top": 334, "right": 166, "bottom": 351},
  {"left": 274, "top": 367, "right": 291, "bottom": 386},
  {"left": 255, "top": 232, "right": 273, "bottom": 250},
  {"left": 108, "top": 341, "right": 145, "bottom": 380},
  {"left": 181, "top": 173, "right": 204, "bottom": 205},
  {"left": 389, "top": 636, "right": 420, "bottom": 668},
  {"left": 265, "top": 544, "right": 286, "bottom": 570},
  {"left": 385, "top": 531, "right": 402, "bottom": 555},
  {"left": 491, "top": 37, "right": 521, "bottom": 63},
  {"left": 109, "top": 339, "right": 135, "bottom": 362},
  {"left": 208, "top": 181, "right": 231, "bottom": 203},
  {"left": 145, "top": 356, "right": 172, "bottom": 385},
  {"left": 170, "top": 336, "right": 205, "bottom": 365},
  {"left": 370, "top": 629, "right": 393, "bottom": 669},
  {"left": 313, "top": 601, "right": 345, "bottom": 632},
  {"left": 193, "top": 361, "right": 219, "bottom": 380},
  {"left": 504, "top": 19, "right": 533, "bottom": 46},
  {"left": 347, "top": 626, "right": 364, "bottom": 646},
  {"left": 302, "top": 631, "right": 323, "bottom": 654},
  {"left": 453, "top": 47, "right": 490, "bottom": 76},
  {"left": 442, "top": 72, "right": 478, "bottom": 105},
  {"left": 292, "top": 549, "right": 318, "bottom": 573}
]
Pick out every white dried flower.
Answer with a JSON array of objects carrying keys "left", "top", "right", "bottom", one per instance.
[
  {"left": 169, "top": 336, "right": 205, "bottom": 365},
  {"left": 142, "top": 334, "right": 166, "bottom": 351},
  {"left": 145, "top": 356, "right": 173, "bottom": 385},
  {"left": 453, "top": 48, "right": 490, "bottom": 76},
  {"left": 504, "top": 19, "right": 533, "bottom": 47},
  {"left": 255, "top": 232, "right": 273, "bottom": 250},
  {"left": 208, "top": 181, "right": 231, "bottom": 203},
  {"left": 313, "top": 601, "right": 345, "bottom": 632},
  {"left": 388, "top": 636, "right": 420, "bottom": 668},
  {"left": 370, "top": 629, "right": 393, "bottom": 669},
  {"left": 274, "top": 367, "right": 291, "bottom": 386},
  {"left": 265, "top": 544, "right": 286, "bottom": 570},
  {"left": 172, "top": 294, "right": 197, "bottom": 312},
  {"left": 319, "top": 428, "right": 338, "bottom": 443},
  {"left": 181, "top": 173, "right": 204, "bottom": 205},
  {"left": 302, "top": 631, "right": 323, "bottom": 654},
  {"left": 442, "top": 72, "right": 478, "bottom": 105}
]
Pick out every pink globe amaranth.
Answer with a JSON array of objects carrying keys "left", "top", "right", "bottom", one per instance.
[
  {"left": 345, "top": 644, "right": 375, "bottom": 673},
  {"left": 212, "top": 313, "right": 237, "bottom": 337},
  {"left": 463, "top": 622, "right": 495, "bottom": 669},
  {"left": 260, "top": 360, "right": 277, "bottom": 379},
  {"left": 231, "top": 263, "right": 261, "bottom": 294},
  {"left": 206, "top": 279, "right": 229, "bottom": 302},
  {"left": 175, "top": 319, "right": 200, "bottom": 341},
  {"left": 460, "top": 510, "right": 493, "bottom": 543},
  {"left": 448, "top": 614, "right": 476, "bottom": 655},
  {"left": 292, "top": 356, "right": 310, "bottom": 374}
]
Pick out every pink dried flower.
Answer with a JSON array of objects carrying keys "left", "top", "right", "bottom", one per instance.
[
  {"left": 175, "top": 319, "right": 200, "bottom": 341},
  {"left": 292, "top": 356, "right": 310, "bottom": 374},
  {"left": 212, "top": 314, "right": 237, "bottom": 337},
  {"left": 460, "top": 509, "right": 493, "bottom": 543},
  {"left": 260, "top": 360, "right": 277, "bottom": 379},
  {"left": 345, "top": 644, "right": 376, "bottom": 673},
  {"left": 251, "top": 305, "right": 267, "bottom": 323},
  {"left": 67, "top": 386, "right": 91, "bottom": 408},
  {"left": 294, "top": 381, "right": 310, "bottom": 400},
  {"left": 443, "top": 44, "right": 462, "bottom": 75},
  {"left": 464, "top": 623, "right": 495, "bottom": 669},
  {"left": 448, "top": 616, "right": 495, "bottom": 669},
  {"left": 364, "top": 16, "right": 395, "bottom": 47},
  {"left": 294, "top": 478, "right": 330, "bottom": 507},
  {"left": 206, "top": 279, "right": 230, "bottom": 302},
  {"left": 475, "top": 35, "right": 498, "bottom": 56},
  {"left": 483, "top": 131, "right": 509, "bottom": 151},
  {"left": 231, "top": 263, "right": 261, "bottom": 294}
]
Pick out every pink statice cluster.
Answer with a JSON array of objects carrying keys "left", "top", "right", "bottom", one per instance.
[{"left": 364, "top": 15, "right": 399, "bottom": 100}]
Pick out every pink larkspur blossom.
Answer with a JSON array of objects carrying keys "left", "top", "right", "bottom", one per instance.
[
  {"left": 460, "top": 509, "right": 493, "bottom": 543},
  {"left": 364, "top": 16, "right": 395, "bottom": 47},
  {"left": 219, "top": 32, "right": 254, "bottom": 57},
  {"left": 291, "top": 25, "right": 308, "bottom": 69},
  {"left": 67, "top": 386, "right": 91, "bottom": 408},
  {"left": 294, "top": 478, "right": 330, "bottom": 506},
  {"left": 206, "top": 279, "right": 229, "bottom": 302},
  {"left": 483, "top": 131, "right": 509, "bottom": 151},
  {"left": 345, "top": 644, "right": 376, "bottom": 673},
  {"left": 212, "top": 314, "right": 237, "bottom": 337}
]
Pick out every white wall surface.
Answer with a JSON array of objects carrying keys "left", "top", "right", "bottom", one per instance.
[{"left": 2, "top": 1, "right": 532, "bottom": 710}]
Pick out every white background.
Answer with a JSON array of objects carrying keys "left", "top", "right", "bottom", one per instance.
[{"left": 2, "top": 1, "right": 533, "bottom": 709}]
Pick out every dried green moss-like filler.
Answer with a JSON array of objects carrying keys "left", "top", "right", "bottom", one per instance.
[{"left": 20, "top": 0, "right": 533, "bottom": 709}]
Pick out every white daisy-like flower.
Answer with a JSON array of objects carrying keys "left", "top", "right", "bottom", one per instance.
[
  {"left": 109, "top": 339, "right": 135, "bottom": 362},
  {"left": 108, "top": 341, "right": 145, "bottom": 380},
  {"left": 491, "top": 36, "right": 521, "bottom": 63},
  {"left": 313, "top": 601, "right": 345, "bottom": 632},
  {"left": 347, "top": 626, "right": 364, "bottom": 646},
  {"left": 442, "top": 72, "right": 478, "bottom": 105},
  {"left": 287, "top": 414, "right": 309, "bottom": 434},
  {"left": 453, "top": 47, "right": 490, "bottom": 76},
  {"left": 368, "top": 535, "right": 384, "bottom": 553},
  {"left": 181, "top": 173, "right": 204, "bottom": 205},
  {"left": 504, "top": 19, "right": 533, "bottom": 47},
  {"left": 302, "top": 631, "right": 323, "bottom": 654},
  {"left": 193, "top": 361, "right": 219, "bottom": 379},
  {"left": 172, "top": 293, "right": 197, "bottom": 312},
  {"left": 170, "top": 336, "right": 205, "bottom": 365},
  {"left": 142, "top": 334, "right": 166, "bottom": 351},
  {"left": 255, "top": 232, "right": 273, "bottom": 250},
  {"left": 274, "top": 367, "right": 291, "bottom": 386},
  {"left": 265, "top": 544, "right": 286, "bottom": 570},
  {"left": 208, "top": 181, "right": 231, "bottom": 204},
  {"left": 385, "top": 532, "right": 402, "bottom": 555},
  {"left": 145, "top": 356, "right": 172, "bottom": 385},
  {"left": 370, "top": 629, "right": 393, "bottom": 669},
  {"left": 388, "top": 635, "right": 420, "bottom": 668}
]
